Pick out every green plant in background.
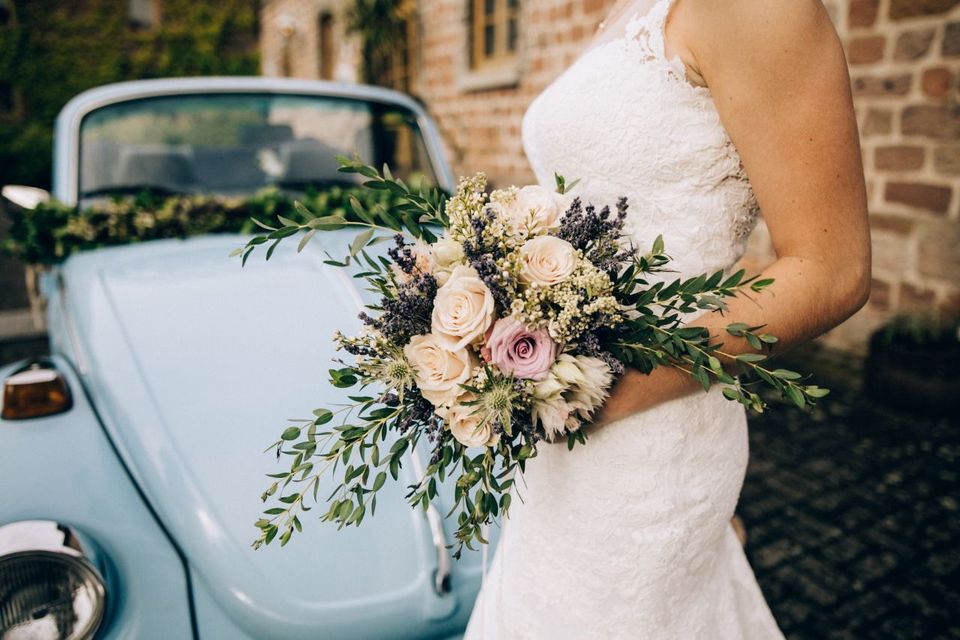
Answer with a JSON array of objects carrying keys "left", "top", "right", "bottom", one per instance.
[
  {"left": 0, "top": 0, "right": 260, "bottom": 190},
  {"left": 0, "top": 186, "right": 403, "bottom": 266},
  {"left": 347, "top": 0, "right": 408, "bottom": 88},
  {"left": 878, "top": 313, "right": 960, "bottom": 350}
]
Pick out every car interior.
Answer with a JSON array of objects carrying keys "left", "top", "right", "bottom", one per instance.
[{"left": 77, "top": 96, "right": 434, "bottom": 204}]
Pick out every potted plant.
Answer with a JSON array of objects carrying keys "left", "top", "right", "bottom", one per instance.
[{"left": 864, "top": 313, "right": 960, "bottom": 415}]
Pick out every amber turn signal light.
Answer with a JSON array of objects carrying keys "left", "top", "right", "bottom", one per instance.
[{"left": 1, "top": 364, "right": 72, "bottom": 420}]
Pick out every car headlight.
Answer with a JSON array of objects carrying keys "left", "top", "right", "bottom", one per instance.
[{"left": 0, "top": 522, "right": 106, "bottom": 640}]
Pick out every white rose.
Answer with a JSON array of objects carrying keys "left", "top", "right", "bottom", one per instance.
[
  {"left": 404, "top": 333, "right": 476, "bottom": 407},
  {"left": 431, "top": 236, "right": 465, "bottom": 286},
  {"left": 519, "top": 236, "right": 578, "bottom": 286},
  {"left": 503, "top": 185, "right": 568, "bottom": 234},
  {"left": 431, "top": 265, "right": 495, "bottom": 350},
  {"left": 446, "top": 395, "right": 499, "bottom": 448}
]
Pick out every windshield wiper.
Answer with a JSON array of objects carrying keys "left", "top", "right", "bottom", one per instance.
[
  {"left": 273, "top": 178, "right": 360, "bottom": 192},
  {"left": 80, "top": 185, "right": 190, "bottom": 199}
]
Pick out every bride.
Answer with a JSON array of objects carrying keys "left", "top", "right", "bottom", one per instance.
[{"left": 464, "top": 0, "right": 870, "bottom": 638}]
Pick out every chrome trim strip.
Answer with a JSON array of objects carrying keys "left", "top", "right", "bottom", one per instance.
[
  {"left": 409, "top": 447, "right": 452, "bottom": 596},
  {"left": 57, "top": 272, "right": 89, "bottom": 375}
]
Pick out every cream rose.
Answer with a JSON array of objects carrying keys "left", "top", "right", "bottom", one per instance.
[
  {"left": 446, "top": 395, "right": 499, "bottom": 448},
  {"left": 519, "top": 236, "right": 578, "bottom": 286},
  {"left": 503, "top": 185, "right": 568, "bottom": 234},
  {"left": 404, "top": 333, "right": 476, "bottom": 408},
  {"left": 431, "top": 236, "right": 465, "bottom": 286},
  {"left": 431, "top": 265, "right": 495, "bottom": 350}
]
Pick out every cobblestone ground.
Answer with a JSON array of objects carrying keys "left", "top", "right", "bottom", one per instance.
[{"left": 742, "top": 371, "right": 960, "bottom": 639}]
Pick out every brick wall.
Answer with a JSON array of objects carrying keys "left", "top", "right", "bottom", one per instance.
[
  {"left": 260, "top": 0, "right": 960, "bottom": 354},
  {"left": 260, "top": 0, "right": 360, "bottom": 81},
  {"left": 837, "top": 0, "right": 960, "bottom": 351},
  {"left": 740, "top": 0, "right": 960, "bottom": 353},
  {"left": 414, "top": 0, "right": 608, "bottom": 188}
]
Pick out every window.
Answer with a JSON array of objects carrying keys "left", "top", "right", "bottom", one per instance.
[
  {"left": 0, "top": 83, "right": 13, "bottom": 113},
  {"left": 128, "top": 0, "right": 159, "bottom": 28},
  {"left": 470, "top": 0, "right": 519, "bottom": 70},
  {"left": 318, "top": 13, "right": 335, "bottom": 80},
  {"left": 392, "top": 0, "right": 419, "bottom": 93}
]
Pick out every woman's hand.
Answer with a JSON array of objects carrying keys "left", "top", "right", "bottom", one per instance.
[{"left": 592, "top": 365, "right": 701, "bottom": 428}]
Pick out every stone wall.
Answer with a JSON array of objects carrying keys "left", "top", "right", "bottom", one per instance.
[{"left": 260, "top": 0, "right": 960, "bottom": 354}]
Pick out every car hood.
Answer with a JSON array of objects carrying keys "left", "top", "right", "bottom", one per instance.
[{"left": 55, "top": 235, "right": 480, "bottom": 638}]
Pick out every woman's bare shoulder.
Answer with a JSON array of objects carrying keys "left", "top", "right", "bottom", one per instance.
[{"left": 681, "top": 0, "right": 837, "bottom": 76}]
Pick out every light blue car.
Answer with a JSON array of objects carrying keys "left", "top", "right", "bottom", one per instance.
[{"left": 0, "top": 77, "right": 493, "bottom": 639}]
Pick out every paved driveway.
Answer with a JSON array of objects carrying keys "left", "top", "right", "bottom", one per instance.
[{"left": 742, "top": 362, "right": 959, "bottom": 639}]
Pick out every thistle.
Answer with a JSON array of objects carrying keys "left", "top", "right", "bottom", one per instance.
[{"left": 464, "top": 368, "right": 530, "bottom": 437}]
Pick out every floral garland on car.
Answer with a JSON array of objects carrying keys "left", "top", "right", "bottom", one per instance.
[
  {"left": 244, "top": 157, "right": 830, "bottom": 555},
  {"left": 0, "top": 186, "right": 399, "bottom": 266}
]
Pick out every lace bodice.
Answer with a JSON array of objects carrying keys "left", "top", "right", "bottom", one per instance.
[{"left": 521, "top": 0, "right": 761, "bottom": 279}]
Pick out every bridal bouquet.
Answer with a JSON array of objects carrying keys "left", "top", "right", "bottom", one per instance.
[{"left": 245, "top": 158, "right": 827, "bottom": 554}]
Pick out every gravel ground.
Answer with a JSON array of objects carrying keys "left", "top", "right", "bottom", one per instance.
[{"left": 741, "top": 353, "right": 959, "bottom": 640}]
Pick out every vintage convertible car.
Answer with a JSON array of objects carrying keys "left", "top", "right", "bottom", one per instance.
[{"left": 0, "top": 77, "right": 494, "bottom": 639}]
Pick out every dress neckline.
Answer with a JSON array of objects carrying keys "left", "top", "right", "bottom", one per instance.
[{"left": 563, "top": 0, "right": 712, "bottom": 100}]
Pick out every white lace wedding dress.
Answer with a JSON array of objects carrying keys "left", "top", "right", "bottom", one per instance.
[{"left": 463, "top": 1, "right": 784, "bottom": 638}]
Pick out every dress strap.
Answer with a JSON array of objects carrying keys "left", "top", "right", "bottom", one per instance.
[
  {"left": 653, "top": 0, "right": 680, "bottom": 63},
  {"left": 621, "top": 0, "right": 700, "bottom": 90},
  {"left": 622, "top": 0, "right": 677, "bottom": 65}
]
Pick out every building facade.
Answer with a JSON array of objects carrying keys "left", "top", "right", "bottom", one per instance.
[{"left": 259, "top": 0, "right": 960, "bottom": 353}]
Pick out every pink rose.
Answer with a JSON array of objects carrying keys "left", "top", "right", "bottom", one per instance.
[{"left": 486, "top": 317, "right": 557, "bottom": 381}]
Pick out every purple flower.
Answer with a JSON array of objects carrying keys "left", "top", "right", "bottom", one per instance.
[{"left": 486, "top": 317, "right": 557, "bottom": 381}]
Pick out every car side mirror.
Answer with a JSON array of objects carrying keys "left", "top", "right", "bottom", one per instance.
[{"left": 2, "top": 185, "right": 51, "bottom": 211}]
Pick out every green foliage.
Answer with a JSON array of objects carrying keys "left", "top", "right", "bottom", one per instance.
[
  {"left": 235, "top": 156, "right": 448, "bottom": 266},
  {"left": 878, "top": 313, "right": 960, "bottom": 349},
  {"left": 0, "top": 185, "right": 401, "bottom": 265},
  {"left": 608, "top": 263, "right": 827, "bottom": 412},
  {"left": 0, "top": 0, "right": 260, "bottom": 189},
  {"left": 346, "top": 0, "right": 408, "bottom": 87}
]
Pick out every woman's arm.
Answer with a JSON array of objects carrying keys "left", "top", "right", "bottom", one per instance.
[{"left": 595, "top": 0, "right": 871, "bottom": 425}]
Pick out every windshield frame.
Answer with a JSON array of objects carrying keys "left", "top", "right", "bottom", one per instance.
[{"left": 54, "top": 77, "right": 455, "bottom": 206}]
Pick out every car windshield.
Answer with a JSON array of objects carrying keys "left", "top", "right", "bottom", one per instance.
[{"left": 78, "top": 93, "right": 438, "bottom": 201}]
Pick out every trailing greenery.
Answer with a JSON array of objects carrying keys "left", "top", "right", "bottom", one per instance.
[
  {"left": 0, "top": 0, "right": 260, "bottom": 189},
  {"left": 0, "top": 186, "right": 403, "bottom": 265},
  {"left": 233, "top": 158, "right": 448, "bottom": 266}
]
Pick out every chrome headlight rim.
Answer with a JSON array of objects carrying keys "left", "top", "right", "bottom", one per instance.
[{"left": 0, "top": 529, "right": 108, "bottom": 640}]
